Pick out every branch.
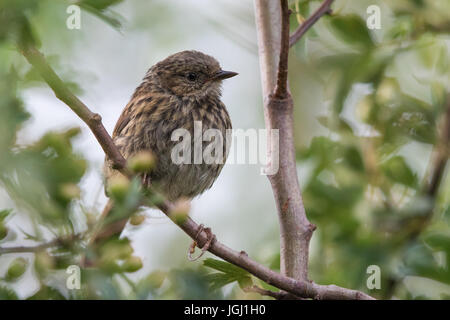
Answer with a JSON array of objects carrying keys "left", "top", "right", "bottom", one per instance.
[
  {"left": 0, "top": 241, "right": 58, "bottom": 255},
  {"left": 18, "top": 43, "right": 373, "bottom": 300},
  {"left": 255, "top": 0, "right": 315, "bottom": 281},
  {"left": 163, "top": 201, "right": 373, "bottom": 299},
  {"left": 289, "top": 0, "right": 334, "bottom": 47},
  {"left": 0, "top": 235, "right": 81, "bottom": 255},
  {"left": 18, "top": 45, "right": 127, "bottom": 172}
]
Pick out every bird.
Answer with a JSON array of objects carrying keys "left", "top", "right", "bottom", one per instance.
[
  {"left": 104, "top": 50, "right": 237, "bottom": 201},
  {"left": 91, "top": 51, "right": 237, "bottom": 250}
]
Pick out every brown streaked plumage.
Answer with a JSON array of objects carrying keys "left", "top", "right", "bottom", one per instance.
[{"left": 104, "top": 50, "right": 237, "bottom": 201}]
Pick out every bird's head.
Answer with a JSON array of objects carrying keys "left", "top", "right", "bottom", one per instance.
[{"left": 148, "top": 50, "right": 237, "bottom": 98}]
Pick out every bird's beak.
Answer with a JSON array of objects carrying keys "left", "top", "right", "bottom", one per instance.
[{"left": 213, "top": 70, "right": 238, "bottom": 81}]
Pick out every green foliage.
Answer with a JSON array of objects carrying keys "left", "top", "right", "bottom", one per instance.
[
  {"left": 0, "top": 285, "right": 18, "bottom": 300},
  {"left": 0, "top": 209, "right": 12, "bottom": 240},
  {"left": 96, "top": 237, "right": 141, "bottom": 274},
  {"left": 403, "top": 242, "right": 450, "bottom": 287},
  {"left": 28, "top": 285, "right": 66, "bottom": 300},
  {"left": 1, "top": 128, "right": 86, "bottom": 224},
  {"left": 133, "top": 270, "right": 167, "bottom": 299},
  {"left": 0, "top": 68, "right": 30, "bottom": 155},
  {"left": 164, "top": 269, "right": 223, "bottom": 299},
  {"left": 106, "top": 177, "right": 143, "bottom": 223},
  {"left": 0, "top": 0, "right": 40, "bottom": 47},
  {"left": 289, "top": 0, "right": 450, "bottom": 299},
  {"left": 0, "top": 0, "right": 139, "bottom": 300},
  {"left": 203, "top": 258, "right": 253, "bottom": 291},
  {"left": 381, "top": 156, "right": 417, "bottom": 188}
]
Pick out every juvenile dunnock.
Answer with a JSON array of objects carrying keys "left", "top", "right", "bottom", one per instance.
[{"left": 104, "top": 50, "right": 237, "bottom": 201}]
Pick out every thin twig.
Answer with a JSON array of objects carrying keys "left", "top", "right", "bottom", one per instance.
[
  {"left": 289, "top": 0, "right": 334, "bottom": 47},
  {"left": 0, "top": 240, "right": 58, "bottom": 255},
  {"left": 0, "top": 234, "right": 81, "bottom": 255},
  {"left": 18, "top": 45, "right": 128, "bottom": 172}
]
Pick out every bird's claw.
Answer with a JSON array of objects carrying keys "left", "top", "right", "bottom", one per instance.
[{"left": 188, "top": 224, "right": 215, "bottom": 261}]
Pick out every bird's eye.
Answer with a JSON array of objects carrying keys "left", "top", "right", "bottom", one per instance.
[{"left": 186, "top": 72, "right": 198, "bottom": 82}]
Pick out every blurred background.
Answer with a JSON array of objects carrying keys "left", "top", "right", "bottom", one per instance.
[{"left": 0, "top": 0, "right": 449, "bottom": 299}]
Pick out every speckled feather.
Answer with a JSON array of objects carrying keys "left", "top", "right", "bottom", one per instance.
[{"left": 104, "top": 51, "right": 233, "bottom": 201}]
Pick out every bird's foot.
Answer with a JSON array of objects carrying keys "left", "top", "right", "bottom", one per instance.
[{"left": 188, "top": 224, "right": 216, "bottom": 261}]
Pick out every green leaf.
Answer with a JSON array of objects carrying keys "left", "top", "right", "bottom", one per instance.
[
  {"left": 203, "top": 258, "right": 253, "bottom": 291},
  {"left": 424, "top": 233, "right": 450, "bottom": 254},
  {"left": 402, "top": 243, "right": 450, "bottom": 285},
  {"left": 317, "top": 115, "right": 354, "bottom": 134},
  {"left": 81, "top": 269, "right": 122, "bottom": 299},
  {"left": 330, "top": 51, "right": 391, "bottom": 113},
  {"left": 0, "top": 285, "right": 18, "bottom": 300},
  {"left": 168, "top": 269, "right": 221, "bottom": 299},
  {"left": 136, "top": 270, "right": 167, "bottom": 297},
  {"left": 237, "top": 276, "right": 253, "bottom": 290},
  {"left": 0, "top": 209, "right": 12, "bottom": 222},
  {"left": 298, "top": 136, "right": 339, "bottom": 166},
  {"left": 0, "top": 68, "right": 30, "bottom": 153},
  {"left": 206, "top": 272, "right": 239, "bottom": 291},
  {"left": 343, "top": 146, "right": 365, "bottom": 172},
  {"left": 386, "top": 15, "right": 414, "bottom": 40},
  {"left": 2, "top": 127, "right": 87, "bottom": 222},
  {"left": 320, "top": 53, "right": 369, "bottom": 113},
  {"left": 106, "top": 177, "right": 143, "bottom": 223},
  {"left": 329, "top": 14, "right": 374, "bottom": 49},
  {"left": 203, "top": 258, "right": 250, "bottom": 277},
  {"left": 99, "top": 237, "right": 134, "bottom": 263},
  {"left": 410, "top": 262, "right": 450, "bottom": 285},
  {"left": 307, "top": 180, "right": 363, "bottom": 207},
  {"left": 5, "top": 257, "right": 28, "bottom": 281},
  {"left": 369, "top": 88, "right": 436, "bottom": 146},
  {"left": 121, "top": 256, "right": 143, "bottom": 273},
  {"left": 28, "top": 285, "right": 66, "bottom": 300},
  {"left": 381, "top": 156, "right": 417, "bottom": 187}
]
